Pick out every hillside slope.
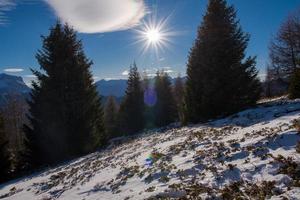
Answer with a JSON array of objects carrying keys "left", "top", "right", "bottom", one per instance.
[{"left": 1, "top": 98, "right": 300, "bottom": 200}]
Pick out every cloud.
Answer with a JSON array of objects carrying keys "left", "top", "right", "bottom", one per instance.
[
  {"left": 122, "top": 70, "right": 129, "bottom": 76},
  {"left": 103, "top": 77, "right": 120, "bottom": 81},
  {"left": 146, "top": 73, "right": 156, "bottom": 77},
  {"left": 164, "top": 69, "right": 174, "bottom": 74},
  {"left": 162, "top": 66, "right": 174, "bottom": 74},
  {"left": 3, "top": 68, "right": 24, "bottom": 73},
  {"left": 0, "top": 0, "right": 16, "bottom": 24},
  {"left": 0, "top": 0, "right": 15, "bottom": 9},
  {"left": 46, "top": 0, "right": 146, "bottom": 33},
  {"left": 258, "top": 73, "right": 266, "bottom": 81},
  {"left": 23, "top": 74, "right": 37, "bottom": 87},
  {"left": 24, "top": 74, "right": 37, "bottom": 78}
]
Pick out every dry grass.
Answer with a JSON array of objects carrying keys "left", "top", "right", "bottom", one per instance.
[{"left": 293, "top": 119, "right": 300, "bottom": 133}]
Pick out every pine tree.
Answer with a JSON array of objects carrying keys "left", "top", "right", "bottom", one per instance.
[
  {"left": 24, "top": 23, "right": 105, "bottom": 166},
  {"left": 104, "top": 96, "right": 119, "bottom": 139},
  {"left": 2, "top": 95, "right": 27, "bottom": 174},
  {"left": 185, "top": 0, "right": 261, "bottom": 123},
  {"left": 142, "top": 71, "right": 156, "bottom": 129},
  {"left": 118, "top": 63, "right": 145, "bottom": 135},
  {"left": 289, "top": 68, "right": 300, "bottom": 99},
  {"left": 154, "top": 71, "right": 176, "bottom": 127},
  {"left": 0, "top": 113, "right": 10, "bottom": 183},
  {"left": 173, "top": 75, "right": 185, "bottom": 124}
]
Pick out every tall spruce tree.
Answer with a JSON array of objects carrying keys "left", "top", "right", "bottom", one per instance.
[
  {"left": 24, "top": 23, "right": 105, "bottom": 166},
  {"left": 118, "top": 63, "right": 145, "bottom": 135},
  {"left": 173, "top": 75, "right": 185, "bottom": 124},
  {"left": 142, "top": 71, "right": 156, "bottom": 129},
  {"left": 0, "top": 113, "right": 10, "bottom": 183},
  {"left": 104, "top": 96, "right": 119, "bottom": 139},
  {"left": 185, "top": 0, "right": 261, "bottom": 123},
  {"left": 154, "top": 71, "right": 176, "bottom": 127}
]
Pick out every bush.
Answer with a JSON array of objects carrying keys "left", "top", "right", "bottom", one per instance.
[
  {"left": 296, "top": 142, "right": 300, "bottom": 154},
  {"left": 293, "top": 119, "right": 300, "bottom": 133},
  {"left": 289, "top": 69, "right": 300, "bottom": 99}
]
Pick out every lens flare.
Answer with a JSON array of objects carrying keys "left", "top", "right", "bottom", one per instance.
[{"left": 144, "top": 87, "right": 157, "bottom": 107}]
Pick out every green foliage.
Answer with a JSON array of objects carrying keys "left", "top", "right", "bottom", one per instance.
[
  {"left": 292, "top": 118, "right": 300, "bottom": 133},
  {"left": 296, "top": 142, "right": 300, "bottom": 154},
  {"left": 142, "top": 73, "right": 156, "bottom": 129},
  {"left": 0, "top": 113, "right": 10, "bottom": 183},
  {"left": 118, "top": 63, "right": 145, "bottom": 135},
  {"left": 184, "top": 0, "right": 261, "bottom": 123},
  {"left": 104, "top": 96, "right": 119, "bottom": 139},
  {"left": 154, "top": 71, "right": 176, "bottom": 127},
  {"left": 289, "top": 69, "right": 300, "bottom": 99},
  {"left": 24, "top": 23, "right": 105, "bottom": 166},
  {"left": 173, "top": 75, "right": 185, "bottom": 125}
]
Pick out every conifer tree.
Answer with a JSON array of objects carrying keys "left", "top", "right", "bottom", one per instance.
[
  {"left": 154, "top": 71, "right": 176, "bottom": 127},
  {"left": 142, "top": 71, "right": 156, "bottom": 129},
  {"left": 24, "top": 23, "right": 105, "bottom": 166},
  {"left": 173, "top": 75, "right": 185, "bottom": 124},
  {"left": 185, "top": 0, "right": 261, "bottom": 123},
  {"left": 289, "top": 68, "right": 300, "bottom": 99},
  {"left": 104, "top": 96, "right": 119, "bottom": 139},
  {"left": 118, "top": 63, "right": 145, "bottom": 135},
  {"left": 0, "top": 113, "right": 10, "bottom": 183}
]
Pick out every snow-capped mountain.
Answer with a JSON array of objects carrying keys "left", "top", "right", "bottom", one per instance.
[
  {"left": 0, "top": 73, "right": 30, "bottom": 105},
  {"left": 1, "top": 97, "right": 300, "bottom": 200}
]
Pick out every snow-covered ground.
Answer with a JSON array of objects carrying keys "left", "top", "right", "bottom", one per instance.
[{"left": 1, "top": 98, "right": 300, "bottom": 200}]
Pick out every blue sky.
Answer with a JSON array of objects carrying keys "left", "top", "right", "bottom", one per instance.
[{"left": 0, "top": 0, "right": 300, "bottom": 85}]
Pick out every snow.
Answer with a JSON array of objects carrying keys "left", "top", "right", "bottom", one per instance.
[{"left": 1, "top": 97, "right": 300, "bottom": 199}]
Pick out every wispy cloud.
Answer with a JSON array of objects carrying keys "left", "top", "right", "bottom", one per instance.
[
  {"left": 162, "top": 66, "right": 174, "bottom": 74},
  {"left": 24, "top": 74, "right": 37, "bottom": 78},
  {"left": 122, "top": 70, "right": 129, "bottom": 76},
  {"left": 0, "top": 0, "right": 16, "bottom": 25},
  {"left": 3, "top": 68, "right": 24, "bottom": 73},
  {"left": 144, "top": 67, "right": 175, "bottom": 75},
  {"left": 164, "top": 69, "right": 174, "bottom": 73},
  {"left": 258, "top": 73, "right": 266, "bottom": 81},
  {"left": 45, "top": 0, "right": 147, "bottom": 33},
  {"left": 23, "top": 74, "right": 37, "bottom": 87}
]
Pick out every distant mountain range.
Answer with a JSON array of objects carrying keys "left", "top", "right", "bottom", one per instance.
[
  {"left": 0, "top": 74, "right": 185, "bottom": 106},
  {"left": 0, "top": 73, "right": 30, "bottom": 105},
  {"left": 0, "top": 74, "right": 127, "bottom": 106},
  {"left": 95, "top": 79, "right": 127, "bottom": 97}
]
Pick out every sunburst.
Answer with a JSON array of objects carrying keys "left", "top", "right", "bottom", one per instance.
[{"left": 134, "top": 14, "right": 176, "bottom": 57}]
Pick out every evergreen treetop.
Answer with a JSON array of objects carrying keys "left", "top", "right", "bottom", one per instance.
[
  {"left": 118, "top": 63, "right": 145, "bottom": 135},
  {"left": 24, "top": 22, "right": 105, "bottom": 166},
  {"left": 185, "top": 0, "right": 261, "bottom": 123},
  {"left": 154, "top": 71, "right": 176, "bottom": 127}
]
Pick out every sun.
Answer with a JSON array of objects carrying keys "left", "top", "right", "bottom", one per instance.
[
  {"left": 145, "top": 28, "right": 161, "bottom": 44},
  {"left": 133, "top": 15, "right": 177, "bottom": 56}
]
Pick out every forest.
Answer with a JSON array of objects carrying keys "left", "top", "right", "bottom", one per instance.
[{"left": 0, "top": 1, "right": 300, "bottom": 199}]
